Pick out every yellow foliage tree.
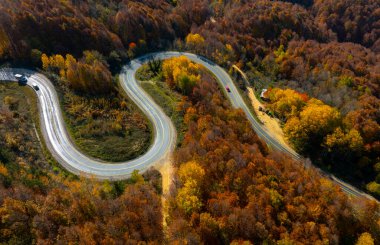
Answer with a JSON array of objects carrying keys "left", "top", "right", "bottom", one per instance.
[
  {"left": 356, "top": 232, "right": 374, "bottom": 245},
  {"left": 162, "top": 56, "right": 201, "bottom": 94},
  {"left": 299, "top": 101, "right": 340, "bottom": 134},
  {"left": 41, "top": 51, "right": 113, "bottom": 94},
  {"left": 176, "top": 179, "right": 203, "bottom": 214},
  {"left": 366, "top": 182, "right": 380, "bottom": 196},
  {"left": 41, "top": 54, "right": 50, "bottom": 70},
  {"left": 176, "top": 161, "right": 205, "bottom": 215},
  {"left": 42, "top": 53, "right": 66, "bottom": 75},
  {"left": 325, "top": 128, "right": 363, "bottom": 152},
  {"left": 274, "top": 44, "right": 287, "bottom": 63},
  {"left": 0, "top": 163, "right": 8, "bottom": 176},
  {"left": 65, "top": 54, "right": 77, "bottom": 69},
  {"left": 268, "top": 88, "right": 308, "bottom": 120},
  {"left": 284, "top": 99, "right": 340, "bottom": 152},
  {"left": 185, "top": 33, "right": 205, "bottom": 48},
  {"left": 52, "top": 54, "right": 65, "bottom": 70},
  {"left": 178, "top": 160, "right": 205, "bottom": 184},
  {"left": 65, "top": 54, "right": 78, "bottom": 85}
]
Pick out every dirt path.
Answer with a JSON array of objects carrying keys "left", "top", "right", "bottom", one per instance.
[
  {"left": 154, "top": 157, "right": 173, "bottom": 236},
  {"left": 247, "top": 87, "right": 290, "bottom": 148}
]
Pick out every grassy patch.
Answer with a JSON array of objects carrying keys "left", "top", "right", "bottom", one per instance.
[
  {"left": 135, "top": 63, "right": 157, "bottom": 81},
  {"left": 140, "top": 80, "right": 186, "bottom": 146}
]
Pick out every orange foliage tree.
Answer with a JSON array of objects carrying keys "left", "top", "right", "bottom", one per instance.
[{"left": 42, "top": 51, "right": 113, "bottom": 94}]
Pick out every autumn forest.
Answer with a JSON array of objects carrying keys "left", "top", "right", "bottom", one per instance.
[{"left": 0, "top": 0, "right": 379, "bottom": 244}]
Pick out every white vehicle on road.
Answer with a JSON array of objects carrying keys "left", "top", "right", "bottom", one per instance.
[{"left": 15, "top": 74, "right": 27, "bottom": 83}]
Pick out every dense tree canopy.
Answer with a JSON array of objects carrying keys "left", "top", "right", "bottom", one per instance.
[
  {"left": 0, "top": 0, "right": 379, "bottom": 243},
  {"left": 261, "top": 39, "right": 380, "bottom": 195},
  {"left": 166, "top": 71, "right": 380, "bottom": 244},
  {"left": 266, "top": 87, "right": 379, "bottom": 195},
  {"left": 312, "top": 0, "right": 380, "bottom": 50},
  {"left": 0, "top": 0, "right": 124, "bottom": 60},
  {"left": 0, "top": 0, "right": 203, "bottom": 64}
]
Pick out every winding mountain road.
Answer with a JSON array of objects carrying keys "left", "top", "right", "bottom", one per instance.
[{"left": 0, "top": 52, "right": 375, "bottom": 201}]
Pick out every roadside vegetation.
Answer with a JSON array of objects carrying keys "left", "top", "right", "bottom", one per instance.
[
  {"left": 163, "top": 63, "right": 380, "bottom": 244},
  {"left": 137, "top": 56, "right": 214, "bottom": 146},
  {"left": 41, "top": 51, "right": 152, "bottom": 162},
  {"left": 140, "top": 80, "right": 186, "bottom": 146}
]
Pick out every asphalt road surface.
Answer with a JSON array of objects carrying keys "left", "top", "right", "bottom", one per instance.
[
  {"left": 0, "top": 52, "right": 376, "bottom": 201},
  {"left": 0, "top": 64, "right": 176, "bottom": 180}
]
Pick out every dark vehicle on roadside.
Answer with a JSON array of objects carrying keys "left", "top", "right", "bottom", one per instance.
[
  {"left": 226, "top": 86, "right": 231, "bottom": 93},
  {"left": 32, "top": 83, "right": 39, "bottom": 91}
]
